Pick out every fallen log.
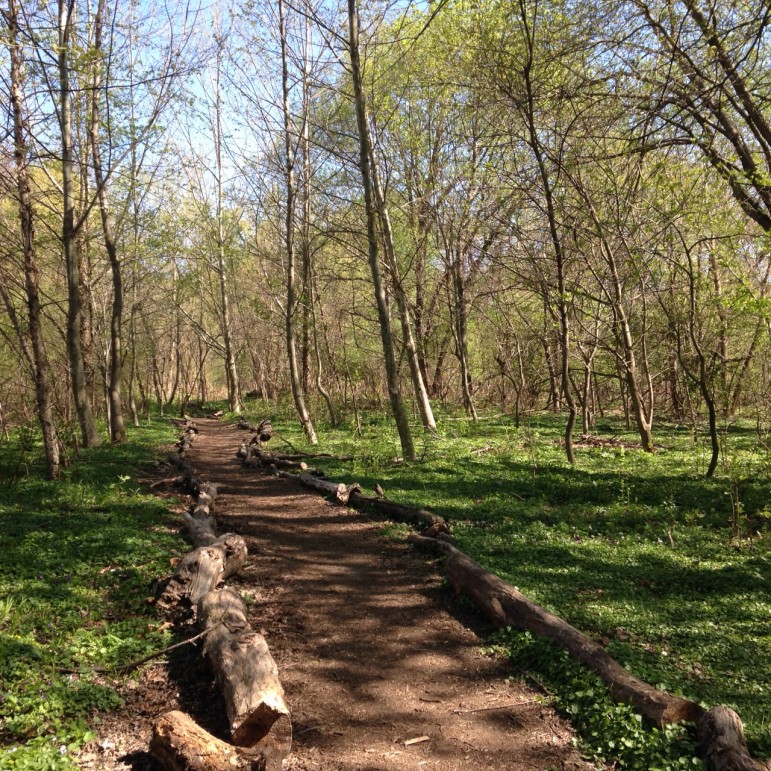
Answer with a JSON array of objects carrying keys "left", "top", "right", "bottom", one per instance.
[
  {"left": 276, "top": 470, "right": 359, "bottom": 503},
  {"left": 170, "top": 419, "right": 199, "bottom": 433},
  {"left": 407, "top": 534, "right": 701, "bottom": 727},
  {"left": 181, "top": 511, "right": 219, "bottom": 547},
  {"left": 192, "top": 483, "right": 218, "bottom": 522},
  {"left": 271, "top": 467, "right": 448, "bottom": 533},
  {"left": 198, "top": 588, "right": 292, "bottom": 754},
  {"left": 698, "top": 706, "right": 771, "bottom": 771},
  {"left": 150, "top": 710, "right": 273, "bottom": 771},
  {"left": 157, "top": 534, "right": 247, "bottom": 613},
  {"left": 349, "top": 491, "right": 449, "bottom": 536}
]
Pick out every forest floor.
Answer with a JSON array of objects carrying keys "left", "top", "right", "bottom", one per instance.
[{"left": 89, "top": 418, "right": 594, "bottom": 770}]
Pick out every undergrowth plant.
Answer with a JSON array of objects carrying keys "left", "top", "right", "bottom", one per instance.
[
  {"left": 0, "top": 420, "right": 180, "bottom": 769},
  {"left": 485, "top": 629, "right": 704, "bottom": 770}
]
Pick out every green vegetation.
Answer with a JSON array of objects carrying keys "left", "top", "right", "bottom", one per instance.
[
  {"left": 0, "top": 421, "right": 180, "bottom": 769},
  {"left": 258, "top": 404, "right": 771, "bottom": 765},
  {"left": 2, "top": 403, "right": 768, "bottom": 769}
]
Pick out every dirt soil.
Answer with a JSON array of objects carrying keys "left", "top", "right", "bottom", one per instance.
[{"left": 81, "top": 419, "right": 594, "bottom": 770}]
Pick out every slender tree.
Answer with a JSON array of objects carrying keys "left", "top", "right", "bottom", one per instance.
[
  {"left": 59, "top": 0, "right": 100, "bottom": 447},
  {"left": 347, "top": 0, "right": 415, "bottom": 460},
  {"left": 4, "top": 0, "right": 61, "bottom": 477},
  {"left": 89, "top": 0, "right": 126, "bottom": 442},
  {"left": 279, "top": 0, "right": 317, "bottom": 442}
]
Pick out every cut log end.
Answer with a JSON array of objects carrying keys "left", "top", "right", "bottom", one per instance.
[
  {"left": 698, "top": 706, "right": 769, "bottom": 771},
  {"left": 233, "top": 710, "right": 292, "bottom": 754},
  {"left": 150, "top": 710, "right": 258, "bottom": 770},
  {"left": 199, "top": 588, "right": 291, "bottom": 757}
]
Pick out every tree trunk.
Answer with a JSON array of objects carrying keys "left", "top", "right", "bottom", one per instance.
[
  {"left": 198, "top": 588, "right": 292, "bottom": 751},
  {"left": 521, "top": 47, "right": 575, "bottom": 461},
  {"left": 89, "top": 0, "right": 125, "bottom": 443},
  {"left": 59, "top": 0, "right": 99, "bottom": 448},
  {"left": 278, "top": 0, "right": 316, "bottom": 443},
  {"left": 150, "top": 711, "right": 270, "bottom": 771},
  {"left": 368, "top": 143, "right": 436, "bottom": 431},
  {"left": 6, "top": 0, "right": 61, "bottom": 478},
  {"left": 409, "top": 535, "right": 702, "bottom": 727},
  {"left": 697, "top": 706, "right": 767, "bottom": 771},
  {"left": 347, "top": 0, "right": 415, "bottom": 461},
  {"left": 310, "top": 269, "right": 337, "bottom": 427}
]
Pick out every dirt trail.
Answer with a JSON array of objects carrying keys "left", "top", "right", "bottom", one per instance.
[{"left": 89, "top": 419, "right": 593, "bottom": 770}]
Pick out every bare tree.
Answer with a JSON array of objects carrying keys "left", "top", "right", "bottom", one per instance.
[
  {"left": 59, "top": 0, "right": 100, "bottom": 447},
  {"left": 279, "top": 0, "right": 317, "bottom": 442},
  {"left": 88, "top": 0, "right": 125, "bottom": 442},
  {"left": 347, "top": 0, "right": 415, "bottom": 460},
  {"left": 3, "top": 0, "right": 61, "bottom": 476}
]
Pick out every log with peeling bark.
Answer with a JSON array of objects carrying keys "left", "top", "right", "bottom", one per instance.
[
  {"left": 198, "top": 588, "right": 292, "bottom": 754},
  {"left": 698, "top": 706, "right": 771, "bottom": 771},
  {"left": 192, "top": 483, "right": 218, "bottom": 521},
  {"left": 408, "top": 533, "right": 702, "bottom": 726},
  {"left": 150, "top": 710, "right": 275, "bottom": 771},
  {"left": 349, "top": 491, "right": 448, "bottom": 535},
  {"left": 156, "top": 479, "right": 241, "bottom": 611},
  {"left": 157, "top": 533, "right": 247, "bottom": 613},
  {"left": 276, "top": 470, "right": 360, "bottom": 503}
]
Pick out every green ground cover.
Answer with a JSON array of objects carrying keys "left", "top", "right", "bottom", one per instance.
[
  {"left": 254, "top": 404, "right": 770, "bottom": 766},
  {"left": 0, "top": 421, "right": 180, "bottom": 770},
  {"left": 2, "top": 405, "right": 768, "bottom": 769}
]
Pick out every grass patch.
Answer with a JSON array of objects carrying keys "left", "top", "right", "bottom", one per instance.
[
  {"left": 249, "top": 402, "right": 771, "bottom": 764},
  {"left": 0, "top": 420, "right": 181, "bottom": 769}
]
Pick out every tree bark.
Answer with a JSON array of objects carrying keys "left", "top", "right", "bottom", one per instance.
[
  {"left": 697, "top": 706, "right": 769, "bottom": 771},
  {"left": 347, "top": 0, "right": 415, "bottom": 461},
  {"left": 151, "top": 711, "right": 270, "bottom": 771},
  {"left": 212, "top": 31, "right": 241, "bottom": 414},
  {"left": 6, "top": 0, "right": 61, "bottom": 478},
  {"left": 158, "top": 534, "right": 247, "bottom": 614},
  {"left": 278, "top": 0, "right": 317, "bottom": 443},
  {"left": 89, "top": 0, "right": 126, "bottom": 443},
  {"left": 59, "top": 0, "right": 99, "bottom": 448},
  {"left": 520, "top": 20, "right": 575, "bottom": 462},
  {"left": 198, "top": 588, "right": 292, "bottom": 751},
  {"left": 409, "top": 534, "right": 702, "bottom": 727},
  {"left": 368, "top": 135, "right": 436, "bottom": 431}
]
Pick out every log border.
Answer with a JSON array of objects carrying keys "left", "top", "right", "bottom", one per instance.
[
  {"left": 149, "top": 423, "right": 291, "bottom": 771},
  {"left": 237, "top": 419, "right": 769, "bottom": 771}
]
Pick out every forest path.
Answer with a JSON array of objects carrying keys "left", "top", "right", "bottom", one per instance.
[
  {"left": 94, "top": 418, "right": 592, "bottom": 770},
  {"left": 186, "top": 419, "right": 593, "bottom": 771}
]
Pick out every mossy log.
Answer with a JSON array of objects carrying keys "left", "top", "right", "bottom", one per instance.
[
  {"left": 408, "top": 533, "right": 701, "bottom": 727},
  {"left": 198, "top": 588, "right": 292, "bottom": 754}
]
